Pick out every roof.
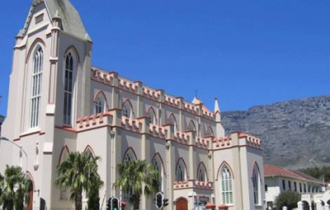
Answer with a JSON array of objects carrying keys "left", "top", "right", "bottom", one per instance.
[
  {"left": 23, "top": 0, "right": 89, "bottom": 41},
  {"left": 264, "top": 164, "right": 323, "bottom": 184}
]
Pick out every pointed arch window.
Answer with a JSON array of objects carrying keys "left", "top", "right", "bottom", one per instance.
[
  {"left": 147, "top": 108, "right": 157, "bottom": 125},
  {"left": 252, "top": 166, "right": 261, "bottom": 204},
  {"left": 94, "top": 97, "right": 104, "bottom": 114},
  {"left": 122, "top": 101, "right": 134, "bottom": 118},
  {"left": 30, "top": 47, "right": 43, "bottom": 128},
  {"left": 63, "top": 53, "right": 74, "bottom": 126},
  {"left": 187, "top": 120, "right": 196, "bottom": 132},
  {"left": 205, "top": 126, "right": 214, "bottom": 137},
  {"left": 123, "top": 148, "right": 136, "bottom": 163},
  {"left": 152, "top": 154, "right": 164, "bottom": 192},
  {"left": 84, "top": 147, "right": 94, "bottom": 159},
  {"left": 176, "top": 159, "right": 186, "bottom": 182},
  {"left": 167, "top": 114, "right": 178, "bottom": 132},
  {"left": 221, "top": 165, "right": 233, "bottom": 204},
  {"left": 59, "top": 147, "right": 70, "bottom": 200},
  {"left": 197, "top": 163, "right": 207, "bottom": 182},
  {"left": 197, "top": 168, "right": 205, "bottom": 182}
]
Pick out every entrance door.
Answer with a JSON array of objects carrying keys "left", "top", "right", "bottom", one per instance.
[
  {"left": 27, "top": 181, "right": 33, "bottom": 210},
  {"left": 176, "top": 198, "right": 188, "bottom": 210}
]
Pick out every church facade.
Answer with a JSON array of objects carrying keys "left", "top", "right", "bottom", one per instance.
[{"left": 0, "top": 0, "right": 265, "bottom": 209}]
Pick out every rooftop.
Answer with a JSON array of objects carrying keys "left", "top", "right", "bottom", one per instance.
[{"left": 264, "top": 164, "right": 322, "bottom": 184}]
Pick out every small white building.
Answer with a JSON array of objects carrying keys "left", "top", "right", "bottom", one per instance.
[
  {"left": 301, "top": 184, "right": 330, "bottom": 210},
  {"left": 264, "top": 164, "right": 324, "bottom": 209},
  {"left": 0, "top": 0, "right": 266, "bottom": 210}
]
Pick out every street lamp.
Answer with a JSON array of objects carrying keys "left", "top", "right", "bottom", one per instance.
[{"left": 0, "top": 136, "right": 28, "bottom": 173}]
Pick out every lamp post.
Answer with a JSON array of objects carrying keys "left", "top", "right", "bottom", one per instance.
[{"left": 0, "top": 136, "right": 28, "bottom": 173}]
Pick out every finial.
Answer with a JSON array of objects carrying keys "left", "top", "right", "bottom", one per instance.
[{"left": 54, "top": 10, "right": 60, "bottom": 18}]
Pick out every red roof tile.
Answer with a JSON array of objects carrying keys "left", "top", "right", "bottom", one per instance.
[
  {"left": 264, "top": 164, "right": 301, "bottom": 179},
  {"left": 264, "top": 164, "right": 323, "bottom": 184}
]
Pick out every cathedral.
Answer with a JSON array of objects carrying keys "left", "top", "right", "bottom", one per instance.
[{"left": 0, "top": 0, "right": 265, "bottom": 209}]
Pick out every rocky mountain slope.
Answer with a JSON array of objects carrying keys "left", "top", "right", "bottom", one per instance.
[{"left": 222, "top": 95, "right": 330, "bottom": 169}]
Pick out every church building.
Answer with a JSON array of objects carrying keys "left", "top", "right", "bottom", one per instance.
[{"left": 0, "top": 0, "right": 265, "bottom": 209}]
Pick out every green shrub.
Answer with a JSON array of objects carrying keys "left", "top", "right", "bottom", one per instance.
[{"left": 275, "top": 191, "right": 301, "bottom": 210}]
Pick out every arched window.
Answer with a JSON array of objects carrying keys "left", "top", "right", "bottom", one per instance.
[
  {"left": 63, "top": 53, "right": 74, "bottom": 126},
  {"left": 123, "top": 148, "right": 137, "bottom": 162},
  {"left": 167, "top": 114, "right": 178, "bottom": 132},
  {"left": 84, "top": 146, "right": 94, "bottom": 159},
  {"left": 147, "top": 108, "right": 157, "bottom": 125},
  {"left": 252, "top": 164, "right": 261, "bottom": 205},
  {"left": 197, "top": 162, "right": 207, "bottom": 182},
  {"left": 94, "top": 97, "right": 103, "bottom": 114},
  {"left": 59, "top": 147, "right": 70, "bottom": 200},
  {"left": 187, "top": 120, "right": 196, "bottom": 132},
  {"left": 197, "top": 168, "right": 205, "bottom": 182},
  {"left": 152, "top": 154, "right": 165, "bottom": 192},
  {"left": 205, "top": 126, "right": 214, "bottom": 137},
  {"left": 176, "top": 158, "right": 187, "bottom": 182},
  {"left": 221, "top": 165, "right": 233, "bottom": 204},
  {"left": 122, "top": 100, "right": 134, "bottom": 118},
  {"left": 30, "top": 47, "right": 43, "bottom": 128}
]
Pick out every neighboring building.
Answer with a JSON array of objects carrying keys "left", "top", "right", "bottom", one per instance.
[
  {"left": 0, "top": 0, "right": 265, "bottom": 210},
  {"left": 264, "top": 164, "right": 324, "bottom": 209},
  {"left": 301, "top": 184, "right": 330, "bottom": 209},
  {"left": 0, "top": 115, "right": 4, "bottom": 136}
]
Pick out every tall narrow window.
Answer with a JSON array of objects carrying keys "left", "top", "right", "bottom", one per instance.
[
  {"left": 221, "top": 166, "right": 233, "bottom": 204},
  {"left": 94, "top": 98, "right": 103, "bottom": 114},
  {"left": 63, "top": 53, "right": 74, "bottom": 126},
  {"left": 153, "top": 156, "right": 164, "bottom": 191},
  {"left": 176, "top": 164, "right": 184, "bottom": 182},
  {"left": 147, "top": 108, "right": 157, "bottom": 124},
  {"left": 30, "top": 47, "right": 43, "bottom": 128},
  {"left": 197, "top": 168, "right": 205, "bottom": 182},
  {"left": 253, "top": 167, "right": 260, "bottom": 204},
  {"left": 175, "top": 159, "right": 186, "bottom": 182}
]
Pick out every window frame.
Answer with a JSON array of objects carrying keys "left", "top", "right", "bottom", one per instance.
[
  {"left": 221, "top": 165, "right": 233, "bottom": 205},
  {"left": 30, "top": 47, "right": 43, "bottom": 128},
  {"left": 63, "top": 53, "right": 75, "bottom": 126}
]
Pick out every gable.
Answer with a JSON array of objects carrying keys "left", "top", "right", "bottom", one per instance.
[
  {"left": 22, "top": 2, "right": 51, "bottom": 37},
  {"left": 21, "top": 0, "right": 89, "bottom": 41}
]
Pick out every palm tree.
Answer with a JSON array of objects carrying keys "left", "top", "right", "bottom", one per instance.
[
  {"left": 0, "top": 165, "right": 32, "bottom": 210},
  {"left": 55, "top": 152, "right": 103, "bottom": 210},
  {"left": 114, "top": 160, "right": 160, "bottom": 209},
  {"left": 0, "top": 173, "right": 3, "bottom": 206}
]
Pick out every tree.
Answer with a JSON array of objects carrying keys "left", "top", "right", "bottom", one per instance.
[
  {"left": 0, "top": 165, "right": 32, "bottom": 210},
  {"left": 0, "top": 173, "right": 3, "bottom": 206},
  {"left": 86, "top": 155, "right": 104, "bottom": 210},
  {"left": 114, "top": 160, "right": 160, "bottom": 209},
  {"left": 55, "top": 152, "right": 103, "bottom": 210},
  {"left": 302, "top": 166, "right": 330, "bottom": 182},
  {"left": 275, "top": 191, "right": 301, "bottom": 210}
]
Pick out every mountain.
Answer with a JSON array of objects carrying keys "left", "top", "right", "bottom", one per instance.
[{"left": 221, "top": 95, "right": 330, "bottom": 169}]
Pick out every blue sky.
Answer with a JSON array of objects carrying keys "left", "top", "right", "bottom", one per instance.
[{"left": 0, "top": 0, "right": 330, "bottom": 116}]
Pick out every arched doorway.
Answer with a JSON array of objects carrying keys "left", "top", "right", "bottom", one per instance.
[
  {"left": 26, "top": 174, "right": 34, "bottom": 210},
  {"left": 302, "top": 201, "right": 310, "bottom": 210},
  {"left": 176, "top": 197, "right": 188, "bottom": 210}
]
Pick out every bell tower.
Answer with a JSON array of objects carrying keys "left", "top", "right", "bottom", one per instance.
[{"left": 0, "top": 0, "right": 93, "bottom": 208}]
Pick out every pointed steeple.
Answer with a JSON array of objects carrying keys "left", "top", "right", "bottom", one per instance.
[{"left": 214, "top": 97, "right": 220, "bottom": 114}]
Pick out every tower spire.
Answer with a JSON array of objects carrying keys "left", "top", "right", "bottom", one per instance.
[{"left": 214, "top": 97, "right": 220, "bottom": 113}]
